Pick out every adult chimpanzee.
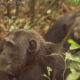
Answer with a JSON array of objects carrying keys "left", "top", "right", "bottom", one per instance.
[
  {"left": 44, "top": 11, "right": 80, "bottom": 51},
  {"left": 0, "top": 29, "right": 69, "bottom": 80}
]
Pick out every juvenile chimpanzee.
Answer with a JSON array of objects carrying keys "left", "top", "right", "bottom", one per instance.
[{"left": 0, "top": 29, "right": 69, "bottom": 80}]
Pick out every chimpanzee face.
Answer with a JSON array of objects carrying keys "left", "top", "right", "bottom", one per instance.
[
  {"left": 0, "top": 36, "right": 27, "bottom": 73},
  {"left": 0, "top": 30, "right": 41, "bottom": 74}
]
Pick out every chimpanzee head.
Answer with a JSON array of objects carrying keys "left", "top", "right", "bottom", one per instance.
[{"left": 0, "top": 29, "right": 45, "bottom": 74}]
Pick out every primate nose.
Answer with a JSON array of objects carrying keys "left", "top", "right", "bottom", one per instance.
[{"left": 2, "top": 52, "right": 6, "bottom": 56}]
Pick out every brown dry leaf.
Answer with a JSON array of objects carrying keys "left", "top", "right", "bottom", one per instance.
[
  {"left": 10, "top": 9, "right": 16, "bottom": 14},
  {"left": 43, "top": 26, "right": 49, "bottom": 32},
  {"left": 20, "top": 18, "right": 25, "bottom": 23},
  {"left": 17, "top": 18, "right": 26, "bottom": 29},
  {"left": 4, "top": 10, "right": 7, "bottom": 15},
  {"left": 34, "top": 26, "right": 41, "bottom": 31},
  {"left": 47, "top": 9, "right": 52, "bottom": 14},
  {"left": 10, "top": 0, "right": 13, "bottom": 2},
  {"left": 0, "top": 24, "right": 6, "bottom": 30},
  {"left": 70, "top": 6, "right": 76, "bottom": 10}
]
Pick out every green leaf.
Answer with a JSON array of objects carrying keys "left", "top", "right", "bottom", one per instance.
[
  {"left": 24, "top": 21, "right": 31, "bottom": 29},
  {"left": 42, "top": 74, "right": 48, "bottom": 78},
  {"left": 9, "top": 25, "right": 17, "bottom": 32},
  {"left": 69, "top": 44, "right": 80, "bottom": 50},
  {"left": 70, "top": 68, "right": 77, "bottom": 73},
  {"left": 65, "top": 52, "right": 73, "bottom": 60},
  {"left": 68, "top": 39, "right": 80, "bottom": 50},
  {"left": 66, "top": 72, "right": 80, "bottom": 80},
  {"left": 70, "top": 0, "right": 80, "bottom": 5},
  {"left": 9, "top": 19, "right": 13, "bottom": 25},
  {"left": 12, "top": 16, "right": 16, "bottom": 19},
  {"left": 65, "top": 52, "right": 80, "bottom": 62},
  {"left": 42, "top": 74, "right": 50, "bottom": 80},
  {"left": 16, "top": 18, "right": 20, "bottom": 24},
  {"left": 48, "top": 53, "right": 60, "bottom": 56},
  {"left": 47, "top": 66, "right": 52, "bottom": 76},
  {"left": 69, "top": 62, "right": 80, "bottom": 70}
]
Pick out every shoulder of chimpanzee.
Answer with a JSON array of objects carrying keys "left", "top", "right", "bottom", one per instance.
[
  {"left": 44, "top": 11, "right": 80, "bottom": 43},
  {"left": 41, "top": 43, "right": 66, "bottom": 80},
  {"left": 40, "top": 42, "right": 65, "bottom": 66},
  {"left": 44, "top": 17, "right": 70, "bottom": 43},
  {"left": 45, "top": 16, "right": 67, "bottom": 35},
  {"left": 45, "top": 42, "right": 59, "bottom": 53}
]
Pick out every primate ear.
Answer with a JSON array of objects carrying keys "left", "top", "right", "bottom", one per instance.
[
  {"left": 28, "top": 38, "right": 41, "bottom": 53},
  {"left": 28, "top": 39, "right": 38, "bottom": 52}
]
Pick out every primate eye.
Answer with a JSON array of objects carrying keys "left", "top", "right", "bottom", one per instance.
[{"left": 6, "top": 42, "right": 14, "bottom": 47}]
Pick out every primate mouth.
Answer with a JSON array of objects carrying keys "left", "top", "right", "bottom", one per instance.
[{"left": 0, "top": 64, "right": 13, "bottom": 75}]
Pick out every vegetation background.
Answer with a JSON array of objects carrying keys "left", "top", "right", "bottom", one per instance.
[{"left": 0, "top": 0, "right": 80, "bottom": 37}]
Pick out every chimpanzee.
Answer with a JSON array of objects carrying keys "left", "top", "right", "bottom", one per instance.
[
  {"left": 0, "top": 29, "right": 69, "bottom": 80},
  {"left": 44, "top": 11, "right": 80, "bottom": 51}
]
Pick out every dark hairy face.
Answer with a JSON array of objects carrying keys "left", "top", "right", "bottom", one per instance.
[
  {"left": 0, "top": 34, "right": 27, "bottom": 73},
  {"left": 0, "top": 29, "right": 45, "bottom": 74}
]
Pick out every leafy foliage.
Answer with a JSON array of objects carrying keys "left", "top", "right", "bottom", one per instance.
[
  {"left": 43, "top": 39, "right": 80, "bottom": 80},
  {"left": 24, "top": 21, "right": 31, "bottom": 29},
  {"left": 6, "top": 16, "right": 20, "bottom": 32},
  {"left": 9, "top": 25, "right": 17, "bottom": 32},
  {"left": 42, "top": 66, "right": 52, "bottom": 80},
  {"left": 70, "top": 0, "right": 80, "bottom": 5},
  {"left": 66, "top": 39, "right": 80, "bottom": 80},
  {"left": 68, "top": 39, "right": 80, "bottom": 50}
]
